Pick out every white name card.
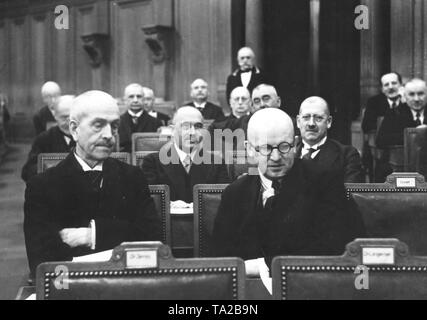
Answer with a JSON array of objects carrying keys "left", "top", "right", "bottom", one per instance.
[
  {"left": 126, "top": 250, "right": 158, "bottom": 269},
  {"left": 396, "top": 177, "right": 416, "bottom": 188},
  {"left": 362, "top": 247, "right": 395, "bottom": 265}
]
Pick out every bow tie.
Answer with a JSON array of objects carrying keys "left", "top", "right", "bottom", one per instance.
[{"left": 240, "top": 69, "right": 252, "bottom": 74}]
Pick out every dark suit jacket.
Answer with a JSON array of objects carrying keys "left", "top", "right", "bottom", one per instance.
[
  {"left": 376, "top": 104, "right": 427, "bottom": 148},
  {"left": 153, "top": 112, "right": 170, "bottom": 126},
  {"left": 183, "top": 101, "right": 225, "bottom": 121},
  {"left": 296, "top": 138, "right": 363, "bottom": 183},
  {"left": 212, "top": 160, "right": 365, "bottom": 264},
  {"left": 118, "top": 111, "right": 163, "bottom": 152},
  {"left": 226, "top": 67, "right": 267, "bottom": 102},
  {"left": 24, "top": 154, "right": 161, "bottom": 276},
  {"left": 142, "top": 142, "right": 231, "bottom": 202},
  {"left": 33, "top": 105, "right": 55, "bottom": 135},
  {"left": 21, "top": 126, "right": 74, "bottom": 182}
]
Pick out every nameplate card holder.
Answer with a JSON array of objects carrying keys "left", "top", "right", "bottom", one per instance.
[
  {"left": 125, "top": 249, "right": 158, "bottom": 269},
  {"left": 362, "top": 247, "right": 395, "bottom": 265},
  {"left": 396, "top": 177, "right": 416, "bottom": 188}
]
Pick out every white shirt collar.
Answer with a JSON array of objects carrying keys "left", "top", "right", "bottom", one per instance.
[
  {"left": 193, "top": 101, "right": 206, "bottom": 109},
  {"left": 173, "top": 143, "right": 198, "bottom": 163},
  {"left": 128, "top": 110, "right": 143, "bottom": 118},
  {"left": 74, "top": 152, "right": 103, "bottom": 171},
  {"left": 258, "top": 168, "right": 272, "bottom": 190},
  {"left": 63, "top": 135, "right": 71, "bottom": 145},
  {"left": 387, "top": 97, "right": 400, "bottom": 108},
  {"left": 240, "top": 72, "right": 252, "bottom": 88},
  {"left": 148, "top": 110, "right": 157, "bottom": 118},
  {"left": 302, "top": 136, "right": 327, "bottom": 151}
]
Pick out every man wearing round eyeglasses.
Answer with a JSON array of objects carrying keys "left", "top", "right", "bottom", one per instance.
[
  {"left": 213, "top": 108, "right": 365, "bottom": 277},
  {"left": 142, "top": 107, "right": 230, "bottom": 209},
  {"left": 296, "top": 96, "right": 363, "bottom": 183}
]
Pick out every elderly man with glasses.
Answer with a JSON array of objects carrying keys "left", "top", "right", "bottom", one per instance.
[
  {"left": 212, "top": 108, "right": 365, "bottom": 277},
  {"left": 296, "top": 96, "right": 363, "bottom": 183},
  {"left": 142, "top": 106, "right": 230, "bottom": 205}
]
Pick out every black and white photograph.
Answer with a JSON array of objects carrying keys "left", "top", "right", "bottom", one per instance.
[{"left": 1, "top": 0, "right": 427, "bottom": 303}]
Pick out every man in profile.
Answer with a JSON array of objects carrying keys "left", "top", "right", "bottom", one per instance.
[
  {"left": 22, "top": 95, "right": 76, "bottom": 182},
  {"left": 24, "top": 90, "right": 161, "bottom": 278},
  {"left": 33, "top": 81, "right": 61, "bottom": 135},
  {"left": 226, "top": 47, "right": 267, "bottom": 103},
  {"left": 212, "top": 108, "right": 365, "bottom": 276},
  {"left": 118, "top": 83, "right": 163, "bottom": 152},
  {"left": 183, "top": 78, "right": 224, "bottom": 121}
]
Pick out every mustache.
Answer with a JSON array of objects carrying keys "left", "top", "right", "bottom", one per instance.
[{"left": 95, "top": 142, "right": 114, "bottom": 148}]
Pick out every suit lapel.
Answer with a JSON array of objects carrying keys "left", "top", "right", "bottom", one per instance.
[
  {"left": 160, "top": 143, "right": 187, "bottom": 193},
  {"left": 314, "top": 139, "right": 339, "bottom": 168}
]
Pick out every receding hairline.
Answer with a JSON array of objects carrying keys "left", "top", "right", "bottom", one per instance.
[
  {"left": 70, "top": 91, "right": 119, "bottom": 121},
  {"left": 142, "top": 87, "right": 154, "bottom": 96},
  {"left": 252, "top": 84, "right": 278, "bottom": 97},
  {"left": 237, "top": 47, "right": 255, "bottom": 58},
  {"left": 299, "top": 96, "right": 330, "bottom": 116},
  {"left": 173, "top": 106, "right": 203, "bottom": 125},
  {"left": 404, "top": 78, "right": 427, "bottom": 91},
  {"left": 230, "top": 86, "right": 250, "bottom": 99},
  {"left": 247, "top": 109, "right": 294, "bottom": 143},
  {"left": 41, "top": 81, "right": 61, "bottom": 95},
  {"left": 123, "top": 83, "right": 144, "bottom": 96},
  {"left": 190, "top": 78, "right": 208, "bottom": 88}
]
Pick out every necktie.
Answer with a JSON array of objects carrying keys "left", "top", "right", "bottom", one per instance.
[
  {"left": 131, "top": 116, "right": 138, "bottom": 125},
  {"left": 391, "top": 101, "right": 397, "bottom": 109},
  {"left": 68, "top": 139, "right": 76, "bottom": 149},
  {"left": 182, "top": 154, "right": 192, "bottom": 173},
  {"left": 415, "top": 111, "right": 422, "bottom": 126},
  {"left": 303, "top": 147, "right": 317, "bottom": 160},
  {"left": 84, "top": 171, "right": 103, "bottom": 190},
  {"left": 265, "top": 179, "right": 281, "bottom": 209}
]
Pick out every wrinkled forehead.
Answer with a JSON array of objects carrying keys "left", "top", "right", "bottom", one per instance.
[
  {"left": 238, "top": 48, "right": 254, "bottom": 59},
  {"left": 191, "top": 80, "right": 207, "bottom": 89},
  {"left": 381, "top": 73, "right": 399, "bottom": 85},
  {"left": 299, "top": 101, "right": 329, "bottom": 116},
  {"left": 175, "top": 111, "right": 203, "bottom": 125},
  {"left": 125, "top": 86, "right": 144, "bottom": 97},
  {"left": 249, "top": 125, "right": 294, "bottom": 146},
  {"left": 405, "top": 81, "right": 427, "bottom": 94},
  {"left": 252, "top": 87, "right": 277, "bottom": 99},
  {"left": 231, "top": 88, "right": 250, "bottom": 100}
]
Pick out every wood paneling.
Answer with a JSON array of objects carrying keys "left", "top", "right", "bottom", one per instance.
[
  {"left": 174, "top": 0, "right": 232, "bottom": 107},
  {"left": 9, "top": 16, "right": 29, "bottom": 114},
  {"left": 111, "top": 0, "right": 153, "bottom": 98},
  {"left": 0, "top": 20, "right": 9, "bottom": 99}
]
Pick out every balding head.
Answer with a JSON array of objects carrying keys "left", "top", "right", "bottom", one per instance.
[
  {"left": 70, "top": 90, "right": 120, "bottom": 167},
  {"left": 173, "top": 106, "right": 204, "bottom": 153},
  {"left": 237, "top": 47, "right": 255, "bottom": 71},
  {"left": 247, "top": 108, "right": 295, "bottom": 180},
  {"left": 190, "top": 78, "right": 209, "bottom": 103},
  {"left": 297, "top": 96, "right": 332, "bottom": 146},
  {"left": 251, "top": 84, "right": 281, "bottom": 111},
  {"left": 54, "top": 95, "right": 75, "bottom": 135},
  {"left": 41, "top": 81, "right": 61, "bottom": 110},
  {"left": 229, "top": 86, "right": 251, "bottom": 117}
]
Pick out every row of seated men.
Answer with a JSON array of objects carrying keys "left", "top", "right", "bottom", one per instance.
[
  {"left": 362, "top": 73, "right": 427, "bottom": 181},
  {"left": 23, "top": 89, "right": 366, "bottom": 283}
]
